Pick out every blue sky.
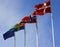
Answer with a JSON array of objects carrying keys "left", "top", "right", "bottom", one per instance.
[{"left": 0, "top": 0, "right": 60, "bottom": 47}]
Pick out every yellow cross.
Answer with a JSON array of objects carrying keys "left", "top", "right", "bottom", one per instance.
[{"left": 13, "top": 22, "right": 21, "bottom": 30}]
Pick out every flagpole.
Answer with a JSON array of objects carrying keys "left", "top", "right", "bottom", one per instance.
[
  {"left": 24, "top": 26, "right": 26, "bottom": 47},
  {"left": 50, "top": 0, "right": 56, "bottom": 47},
  {"left": 36, "top": 16, "right": 38, "bottom": 47},
  {"left": 50, "top": 13, "right": 56, "bottom": 47},
  {"left": 14, "top": 33, "right": 16, "bottom": 47}
]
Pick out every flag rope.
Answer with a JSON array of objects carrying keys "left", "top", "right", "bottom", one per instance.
[
  {"left": 24, "top": 26, "right": 26, "bottom": 47},
  {"left": 36, "top": 16, "right": 38, "bottom": 47},
  {"left": 51, "top": 13, "right": 56, "bottom": 47},
  {"left": 14, "top": 33, "right": 16, "bottom": 47}
]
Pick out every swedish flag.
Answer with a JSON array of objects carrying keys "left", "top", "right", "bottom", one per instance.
[{"left": 3, "top": 22, "right": 25, "bottom": 40}]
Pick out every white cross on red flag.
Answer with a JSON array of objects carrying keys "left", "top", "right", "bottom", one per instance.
[{"left": 33, "top": 0, "right": 51, "bottom": 16}]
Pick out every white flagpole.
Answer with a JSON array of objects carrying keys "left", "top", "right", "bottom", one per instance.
[
  {"left": 50, "top": 13, "right": 56, "bottom": 47},
  {"left": 50, "top": 0, "right": 56, "bottom": 47},
  {"left": 14, "top": 33, "right": 16, "bottom": 47},
  {"left": 24, "top": 26, "right": 26, "bottom": 47},
  {"left": 36, "top": 16, "right": 38, "bottom": 47}
]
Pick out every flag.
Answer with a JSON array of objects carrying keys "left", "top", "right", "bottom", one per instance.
[
  {"left": 3, "top": 22, "right": 25, "bottom": 40},
  {"left": 29, "top": 15, "right": 36, "bottom": 23},
  {"left": 35, "top": 4, "right": 44, "bottom": 9},
  {"left": 32, "top": 11, "right": 36, "bottom": 16},
  {"left": 35, "top": 9, "right": 44, "bottom": 15},
  {"left": 13, "top": 22, "right": 25, "bottom": 31},
  {"left": 35, "top": 0, "right": 51, "bottom": 9},
  {"left": 45, "top": 7, "right": 51, "bottom": 13},
  {"left": 21, "top": 16, "right": 30, "bottom": 23},
  {"left": 3, "top": 30, "right": 14, "bottom": 40},
  {"left": 34, "top": 0, "right": 51, "bottom": 15},
  {"left": 21, "top": 15, "right": 36, "bottom": 23}
]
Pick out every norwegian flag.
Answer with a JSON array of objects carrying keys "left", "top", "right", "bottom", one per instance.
[{"left": 21, "top": 15, "right": 36, "bottom": 23}]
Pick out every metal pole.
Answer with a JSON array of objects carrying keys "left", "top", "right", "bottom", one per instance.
[
  {"left": 14, "top": 33, "right": 16, "bottom": 47},
  {"left": 36, "top": 16, "right": 38, "bottom": 47},
  {"left": 24, "top": 26, "right": 26, "bottom": 47},
  {"left": 50, "top": 13, "right": 56, "bottom": 47},
  {"left": 50, "top": 0, "right": 56, "bottom": 47}
]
